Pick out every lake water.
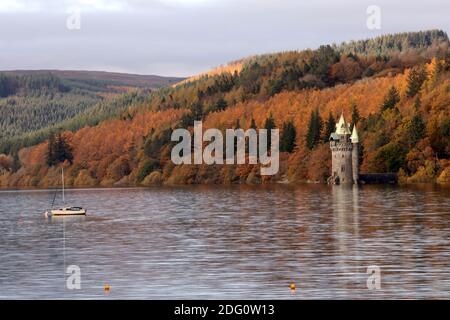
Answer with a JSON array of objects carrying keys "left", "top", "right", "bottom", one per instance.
[{"left": 0, "top": 184, "right": 450, "bottom": 299}]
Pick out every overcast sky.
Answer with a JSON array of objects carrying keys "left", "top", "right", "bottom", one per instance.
[{"left": 0, "top": 0, "right": 449, "bottom": 77}]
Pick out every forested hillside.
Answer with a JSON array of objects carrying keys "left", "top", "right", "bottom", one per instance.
[
  {"left": 0, "top": 71, "right": 184, "bottom": 154},
  {"left": 1, "top": 30, "right": 449, "bottom": 187},
  {"left": 336, "top": 30, "right": 448, "bottom": 56},
  {"left": 3, "top": 70, "right": 183, "bottom": 89}
]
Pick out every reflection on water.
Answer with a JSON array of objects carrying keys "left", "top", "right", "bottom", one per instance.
[{"left": 0, "top": 185, "right": 450, "bottom": 299}]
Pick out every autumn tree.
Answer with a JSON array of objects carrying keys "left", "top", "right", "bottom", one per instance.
[
  {"left": 233, "top": 118, "right": 241, "bottom": 154},
  {"left": 137, "top": 159, "right": 161, "bottom": 182},
  {"left": 306, "top": 109, "right": 323, "bottom": 150},
  {"left": 429, "top": 58, "right": 442, "bottom": 87},
  {"left": 323, "top": 112, "right": 336, "bottom": 142},
  {"left": 11, "top": 150, "right": 20, "bottom": 172},
  {"left": 264, "top": 113, "right": 276, "bottom": 149},
  {"left": 406, "top": 65, "right": 428, "bottom": 98},
  {"left": 428, "top": 117, "right": 450, "bottom": 158},
  {"left": 246, "top": 118, "right": 258, "bottom": 154},
  {"left": 381, "top": 86, "right": 400, "bottom": 112},
  {"left": 408, "top": 112, "right": 426, "bottom": 145},
  {"left": 180, "top": 102, "right": 204, "bottom": 128},
  {"left": 414, "top": 96, "right": 421, "bottom": 111},
  {"left": 47, "top": 133, "right": 55, "bottom": 167},
  {"left": 107, "top": 156, "right": 131, "bottom": 181},
  {"left": 350, "top": 103, "right": 360, "bottom": 131},
  {"left": 209, "top": 98, "right": 228, "bottom": 113},
  {"left": 330, "top": 55, "right": 363, "bottom": 83},
  {"left": 47, "top": 131, "right": 73, "bottom": 166},
  {"left": 374, "top": 142, "right": 407, "bottom": 173},
  {"left": 192, "top": 102, "right": 204, "bottom": 121},
  {"left": 0, "top": 154, "right": 12, "bottom": 172},
  {"left": 280, "top": 120, "right": 297, "bottom": 153},
  {"left": 144, "top": 128, "right": 172, "bottom": 159}
]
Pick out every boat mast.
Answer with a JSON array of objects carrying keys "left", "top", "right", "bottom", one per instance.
[{"left": 62, "top": 167, "right": 65, "bottom": 205}]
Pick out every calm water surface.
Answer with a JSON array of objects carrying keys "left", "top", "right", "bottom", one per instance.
[{"left": 0, "top": 184, "right": 450, "bottom": 299}]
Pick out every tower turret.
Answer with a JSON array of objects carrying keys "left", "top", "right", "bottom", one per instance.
[
  {"left": 351, "top": 125, "right": 359, "bottom": 184},
  {"left": 329, "top": 113, "right": 353, "bottom": 185}
]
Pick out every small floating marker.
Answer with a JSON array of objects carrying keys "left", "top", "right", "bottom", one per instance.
[
  {"left": 104, "top": 284, "right": 111, "bottom": 294},
  {"left": 290, "top": 283, "right": 296, "bottom": 291}
]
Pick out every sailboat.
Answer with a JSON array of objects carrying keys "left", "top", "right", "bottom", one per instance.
[{"left": 45, "top": 167, "right": 87, "bottom": 217}]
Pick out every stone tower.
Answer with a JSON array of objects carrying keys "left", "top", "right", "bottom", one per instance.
[
  {"left": 351, "top": 125, "right": 359, "bottom": 184},
  {"left": 329, "top": 113, "right": 359, "bottom": 185}
]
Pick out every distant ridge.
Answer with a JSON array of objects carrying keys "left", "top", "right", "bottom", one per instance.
[
  {"left": 175, "top": 62, "right": 243, "bottom": 87},
  {"left": 1, "top": 70, "right": 185, "bottom": 89},
  {"left": 178, "top": 29, "right": 449, "bottom": 86},
  {"left": 335, "top": 29, "right": 449, "bottom": 56}
]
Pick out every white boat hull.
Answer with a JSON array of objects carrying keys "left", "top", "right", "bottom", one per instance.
[{"left": 49, "top": 208, "right": 87, "bottom": 216}]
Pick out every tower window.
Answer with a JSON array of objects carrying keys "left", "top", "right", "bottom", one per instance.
[{"left": 341, "top": 165, "right": 345, "bottom": 172}]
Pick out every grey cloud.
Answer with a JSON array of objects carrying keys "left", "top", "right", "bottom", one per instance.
[{"left": 0, "top": 0, "right": 449, "bottom": 77}]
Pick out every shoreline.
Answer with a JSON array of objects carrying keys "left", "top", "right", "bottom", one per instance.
[{"left": 1, "top": 182, "right": 449, "bottom": 192}]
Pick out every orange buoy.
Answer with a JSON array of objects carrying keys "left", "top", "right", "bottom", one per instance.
[
  {"left": 290, "top": 283, "right": 296, "bottom": 291},
  {"left": 104, "top": 284, "right": 111, "bottom": 294}
]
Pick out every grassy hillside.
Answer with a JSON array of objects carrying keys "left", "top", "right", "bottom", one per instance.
[{"left": 1, "top": 30, "right": 449, "bottom": 187}]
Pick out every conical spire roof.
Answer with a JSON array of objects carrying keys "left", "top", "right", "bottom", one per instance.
[
  {"left": 351, "top": 125, "right": 359, "bottom": 143},
  {"left": 335, "top": 112, "right": 351, "bottom": 135}
]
